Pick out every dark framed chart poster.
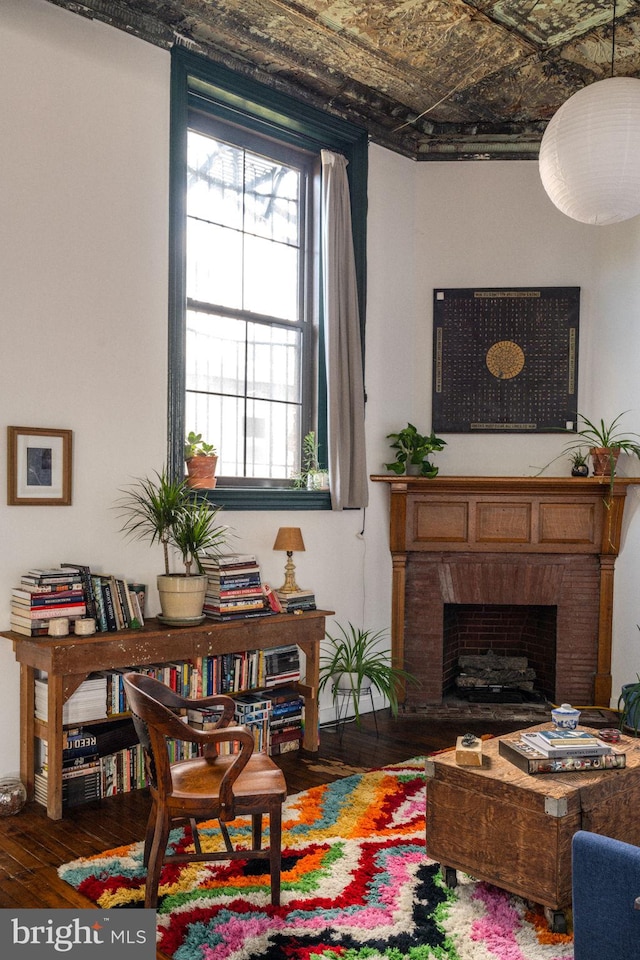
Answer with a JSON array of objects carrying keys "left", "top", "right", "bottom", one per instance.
[{"left": 432, "top": 287, "right": 580, "bottom": 433}]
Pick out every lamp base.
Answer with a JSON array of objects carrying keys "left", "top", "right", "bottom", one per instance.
[{"left": 278, "top": 552, "right": 303, "bottom": 594}]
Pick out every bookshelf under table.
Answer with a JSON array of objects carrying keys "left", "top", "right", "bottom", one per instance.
[{"left": 1, "top": 610, "right": 332, "bottom": 820}]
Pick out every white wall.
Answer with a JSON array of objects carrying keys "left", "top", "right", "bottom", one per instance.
[{"left": 2, "top": 0, "right": 640, "bottom": 779}]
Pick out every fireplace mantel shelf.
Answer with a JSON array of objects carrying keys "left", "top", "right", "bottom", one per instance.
[
  {"left": 370, "top": 474, "right": 640, "bottom": 494},
  {"left": 372, "top": 474, "right": 640, "bottom": 708}
]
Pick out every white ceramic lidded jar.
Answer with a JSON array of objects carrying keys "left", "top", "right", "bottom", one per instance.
[{"left": 551, "top": 703, "right": 581, "bottom": 730}]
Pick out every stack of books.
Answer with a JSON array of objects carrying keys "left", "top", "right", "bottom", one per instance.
[
  {"left": 35, "top": 675, "right": 108, "bottom": 724},
  {"left": 499, "top": 727, "right": 627, "bottom": 775},
  {"left": 10, "top": 565, "right": 145, "bottom": 636},
  {"left": 10, "top": 568, "right": 86, "bottom": 636},
  {"left": 233, "top": 691, "right": 272, "bottom": 753},
  {"left": 263, "top": 644, "right": 301, "bottom": 686},
  {"left": 90, "top": 574, "right": 145, "bottom": 632},
  {"left": 276, "top": 589, "right": 317, "bottom": 613},
  {"left": 35, "top": 728, "right": 101, "bottom": 808},
  {"left": 269, "top": 687, "right": 305, "bottom": 755},
  {"left": 202, "top": 554, "right": 271, "bottom": 620}
]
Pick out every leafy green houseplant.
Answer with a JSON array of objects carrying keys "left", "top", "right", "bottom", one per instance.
[
  {"left": 385, "top": 423, "right": 446, "bottom": 478},
  {"left": 571, "top": 413, "right": 640, "bottom": 477},
  {"left": 184, "top": 431, "right": 218, "bottom": 489},
  {"left": 618, "top": 674, "right": 640, "bottom": 736},
  {"left": 618, "top": 625, "right": 640, "bottom": 736},
  {"left": 117, "top": 468, "right": 228, "bottom": 621},
  {"left": 293, "top": 431, "right": 329, "bottom": 490},
  {"left": 569, "top": 448, "right": 589, "bottom": 477},
  {"left": 537, "top": 412, "right": 640, "bottom": 496},
  {"left": 318, "top": 623, "right": 416, "bottom": 725}
]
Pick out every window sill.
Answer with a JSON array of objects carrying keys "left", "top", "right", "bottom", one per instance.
[{"left": 205, "top": 487, "right": 332, "bottom": 511}]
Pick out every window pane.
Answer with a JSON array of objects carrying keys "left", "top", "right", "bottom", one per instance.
[
  {"left": 245, "top": 397, "right": 300, "bottom": 479},
  {"left": 244, "top": 154, "right": 300, "bottom": 245},
  {"left": 247, "top": 321, "right": 300, "bottom": 403},
  {"left": 187, "top": 219, "right": 242, "bottom": 308},
  {"left": 244, "top": 234, "right": 298, "bottom": 321},
  {"left": 186, "top": 310, "right": 245, "bottom": 394},
  {"left": 188, "top": 133, "right": 243, "bottom": 230}
]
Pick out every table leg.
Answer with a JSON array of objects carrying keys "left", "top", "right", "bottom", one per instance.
[{"left": 441, "top": 865, "right": 458, "bottom": 888}]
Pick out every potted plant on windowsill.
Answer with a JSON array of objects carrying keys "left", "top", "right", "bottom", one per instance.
[
  {"left": 293, "top": 431, "right": 329, "bottom": 491},
  {"left": 318, "top": 623, "right": 417, "bottom": 726},
  {"left": 117, "top": 469, "right": 228, "bottom": 624},
  {"left": 184, "top": 432, "right": 218, "bottom": 489},
  {"left": 385, "top": 423, "right": 446, "bottom": 478}
]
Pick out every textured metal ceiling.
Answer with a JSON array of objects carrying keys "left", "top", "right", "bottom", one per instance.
[{"left": 45, "top": 0, "right": 640, "bottom": 159}]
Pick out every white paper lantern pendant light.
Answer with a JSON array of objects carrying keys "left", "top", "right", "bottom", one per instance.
[{"left": 539, "top": 3, "right": 640, "bottom": 225}]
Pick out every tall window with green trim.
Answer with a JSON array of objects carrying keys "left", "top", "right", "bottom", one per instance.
[{"left": 170, "top": 49, "right": 368, "bottom": 510}]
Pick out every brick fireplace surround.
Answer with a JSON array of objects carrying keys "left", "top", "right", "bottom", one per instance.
[{"left": 372, "top": 476, "right": 638, "bottom": 708}]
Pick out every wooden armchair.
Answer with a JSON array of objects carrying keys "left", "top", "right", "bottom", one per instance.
[{"left": 122, "top": 672, "right": 287, "bottom": 909}]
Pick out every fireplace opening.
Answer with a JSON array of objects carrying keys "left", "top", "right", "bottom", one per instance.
[{"left": 443, "top": 603, "right": 557, "bottom": 702}]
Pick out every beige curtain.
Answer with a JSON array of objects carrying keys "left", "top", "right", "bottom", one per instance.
[{"left": 321, "top": 149, "right": 368, "bottom": 510}]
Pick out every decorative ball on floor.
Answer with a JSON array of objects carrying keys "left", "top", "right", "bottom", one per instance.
[{"left": 0, "top": 777, "right": 27, "bottom": 816}]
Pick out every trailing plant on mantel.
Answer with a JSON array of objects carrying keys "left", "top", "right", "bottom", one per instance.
[{"left": 536, "top": 411, "right": 640, "bottom": 494}]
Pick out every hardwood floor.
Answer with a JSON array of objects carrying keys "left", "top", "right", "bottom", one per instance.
[{"left": 0, "top": 709, "right": 527, "bottom": 911}]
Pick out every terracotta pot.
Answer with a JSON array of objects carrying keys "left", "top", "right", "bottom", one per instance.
[
  {"left": 589, "top": 447, "right": 620, "bottom": 477},
  {"left": 185, "top": 455, "right": 218, "bottom": 489}
]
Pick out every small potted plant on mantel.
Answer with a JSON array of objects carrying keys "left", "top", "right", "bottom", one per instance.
[
  {"left": 117, "top": 468, "right": 228, "bottom": 624},
  {"left": 184, "top": 431, "right": 218, "bottom": 489},
  {"left": 385, "top": 423, "right": 446, "bottom": 478},
  {"left": 538, "top": 411, "right": 640, "bottom": 497}
]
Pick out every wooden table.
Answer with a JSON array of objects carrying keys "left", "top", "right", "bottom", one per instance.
[
  {"left": 425, "top": 724, "right": 640, "bottom": 930},
  {"left": 2, "top": 610, "right": 332, "bottom": 820}
]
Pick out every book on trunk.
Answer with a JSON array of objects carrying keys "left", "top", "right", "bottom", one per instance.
[
  {"left": 520, "top": 730, "right": 610, "bottom": 757},
  {"left": 499, "top": 737, "right": 626, "bottom": 775}
]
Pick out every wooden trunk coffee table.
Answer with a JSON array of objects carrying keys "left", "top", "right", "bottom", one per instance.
[{"left": 425, "top": 724, "right": 640, "bottom": 931}]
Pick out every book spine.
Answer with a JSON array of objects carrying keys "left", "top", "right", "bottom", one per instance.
[
  {"left": 13, "top": 591, "right": 84, "bottom": 607},
  {"left": 61, "top": 564, "right": 98, "bottom": 620},
  {"left": 91, "top": 577, "right": 108, "bottom": 632},
  {"left": 11, "top": 604, "right": 86, "bottom": 620},
  {"left": 100, "top": 580, "right": 118, "bottom": 631}
]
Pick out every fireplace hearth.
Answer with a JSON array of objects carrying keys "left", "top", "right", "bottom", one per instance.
[{"left": 372, "top": 475, "right": 639, "bottom": 708}]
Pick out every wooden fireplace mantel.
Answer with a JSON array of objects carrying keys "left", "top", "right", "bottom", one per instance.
[{"left": 371, "top": 475, "right": 640, "bottom": 706}]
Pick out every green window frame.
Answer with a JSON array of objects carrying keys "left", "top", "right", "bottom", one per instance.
[{"left": 169, "top": 48, "right": 368, "bottom": 510}]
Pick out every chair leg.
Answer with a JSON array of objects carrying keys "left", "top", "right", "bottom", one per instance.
[
  {"left": 269, "top": 805, "right": 282, "bottom": 907},
  {"left": 252, "top": 813, "right": 263, "bottom": 851},
  {"left": 219, "top": 820, "right": 234, "bottom": 853},
  {"left": 190, "top": 818, "right": 202, "bottom": 855},
  {"left": 143, "top": 799, "right": 157, "bottom": 868},
  {"left": 145, "top": 807, "right": 171, "bottom": 909}
]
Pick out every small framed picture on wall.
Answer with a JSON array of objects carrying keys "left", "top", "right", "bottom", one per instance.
[{"left": 7, "top": 426, "right": 73, "bottom": 505}]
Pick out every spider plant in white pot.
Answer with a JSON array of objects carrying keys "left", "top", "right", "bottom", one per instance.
[
  {"left": 117, "top": 468, "right": 228, "bottom": 623},
  {"left": 318, "top": 623, "right": 417, "bottom": 725}
]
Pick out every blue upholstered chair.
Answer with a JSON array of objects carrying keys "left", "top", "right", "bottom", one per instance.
[{"left": 572, "top": 830, "right": 640, "bottom": 960}]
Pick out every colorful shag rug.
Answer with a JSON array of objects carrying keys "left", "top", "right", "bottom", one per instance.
[{"left": 58, "top": 758, "right": 574, "bottom": 959}]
